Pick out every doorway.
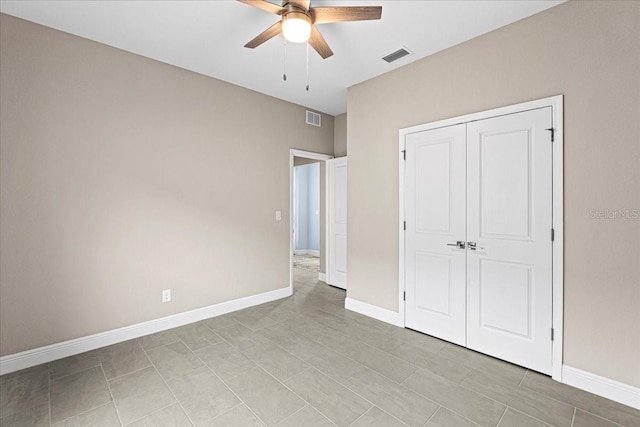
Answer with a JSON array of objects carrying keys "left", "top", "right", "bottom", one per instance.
[
  {"left": 293, "top": 161, "right": 321, "bottom": 274},
  {"left": 289, "top": 150, "right": 333, "bottom": 293}
]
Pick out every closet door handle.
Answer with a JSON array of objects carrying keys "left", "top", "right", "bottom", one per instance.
[
  {"left": 467, "top": 242, "right": 485, "bottom": 251},
  {"left": 447, "top": 241, "right": 466, "bottom": 249}
]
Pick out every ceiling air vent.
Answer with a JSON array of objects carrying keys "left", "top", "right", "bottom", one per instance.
[
  {"left": 306, "top": 110, "right": 321, "bottom": 127},
  {"left": 381, "top": 47, "right": 412, "bottom": 64}
]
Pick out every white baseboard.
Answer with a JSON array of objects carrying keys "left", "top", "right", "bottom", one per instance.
[
  {"left": 0, "top": 286, "right": 292, "bottom": 376},
  {"left": 562, "top": 365, "right": 640, "bottom": 410},
  {"left": 345, "top": 297, "right": 405, "bottom": 328}
]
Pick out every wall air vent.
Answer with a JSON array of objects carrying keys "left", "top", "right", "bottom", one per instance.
[
  {"left": 381, "top": 47, "right": 413, "bottom": 64},
  {"left": 306, "top": 110, "right": 321, "bottom": 127}
]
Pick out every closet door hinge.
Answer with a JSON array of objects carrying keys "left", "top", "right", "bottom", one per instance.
[
  {"left": 403, "top": 221, "right": 406, "bottom": 231},
  {"left": 403, "top": 291, "right": 406, "bottom": 301},
  {"left": 545, "top": 127, "right": 555, "bottom": 142},
  {"left": 402, "top": 150, "right": 406, "bottom": 160},
  {"left": 551, "top": 328, "right": 555, "bottom": 341},
  {"left": 551, "top": 228, "right": 555, "bottom": 241}
]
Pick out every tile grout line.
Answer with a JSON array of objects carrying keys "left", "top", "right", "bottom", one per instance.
[
  {"left": 103, "top": 364, "right": 155, "bottom": 383},
  {"left": 574, "top": 408, "right": 627, "bottom": 427},
  {"left": 274, "top": 403, "right": 336, "bottom": 427},
  {"left": 207, "top": 368, "right": 270, "bottom": 426},
  {"left": 230, "top": 363, "right": 340, "bottom": 427},
  {"left": 285, "top": 364, "right": 419, "bottom": 427},
  {"left": 306, "top": 331, "right": 413, "bottom": 386},
  {"left": 48, "top": 362, "right": 102, "bottom": 382},
  {"left": 136, "top": 339, "right": 197, "bottom": 427},
  {"left": 516, "top": 379, "right": 629, "bottom": 426},
  {"left": 196, "top": 401, "right": 246, "bottom": 426},
  {"left": 270, "top": 403, "right": 308, "bottom": 426},
  {"left": 126, "top": 401, "right": 188, "bottom": 425},
  {"left": 99, "top": 363, "right": 125, "bottom": 426},
  {"left": 570, "top": 407, "right": 577, "bottom": 427},
  {"left": 494, "top": 406, "right": 508, "bottom": 427},
  {"left": 376, "top": 405, "right": 412, "bottom": 427},
  {"left": 407, "top": 385, "right": 487, "bottom": 427},
  {"left": 386, "top": 365, "right": 509, "bottom": 427},
  {"left": 314, "top": 326, "right": 427, "bottom": 378},
  {"left": 174, "top": 332, "right": 272, "bottom": 426},
  {"left": 349, "top": 405, "right": 412, "bottom": 427},
  {"left": 310, "top": 337, "right": 443, "bottom": 408},
  {"left": 345, "top": 406, "right": 372, "bottom": 427},
  {"left": 518, "top": 381, "right": 632, "bottom": 427},
  {"left": 49, "top": 369, "right": 121, "bottom": 425},
  {"left": 506, "top": 407, "right": 555, "bottom": 427},
  {"left": 51, "top": 401, "right": 120, "bottom": 426},
  {"left": 421, "top": 405, "right": 442, "bottom": 427},
  {"left": 309, "top": 307, "right": 488, "bottom": 386},
  {"left": 456, "top": 381, "right": 569, "bottom": 427}
]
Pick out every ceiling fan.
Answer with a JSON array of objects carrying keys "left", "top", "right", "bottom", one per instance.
[{"left": 238, "top": 0, "right": 382, "bottom": 59}]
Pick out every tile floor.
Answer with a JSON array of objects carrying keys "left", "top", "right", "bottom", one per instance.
[
  {"left": 292, "top": 254, "right": 320, "bottom": 273},
  {"left": 1, "top": 268, "right": 639, "bottom": 426}
]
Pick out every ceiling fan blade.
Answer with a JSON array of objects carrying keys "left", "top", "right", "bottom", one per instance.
[
  {"left": 244, "top": 21, "right": 283, "bottom": 49},
  {"left": 238, "top": 0, "right": 286, "bottom": 15},
  {"left": 308, "top": 25, "right": 333, "bottom": 59},
  {"left": 311, "top": 6, "right": 382, "bottom": 24}
]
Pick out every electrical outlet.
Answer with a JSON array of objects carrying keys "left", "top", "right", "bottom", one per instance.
[
  {"left": 162, "top": 289, "right": 171, "bottom": 303},
  {"left": 275, "top": 210, "right": 282, "bottom": 221}
]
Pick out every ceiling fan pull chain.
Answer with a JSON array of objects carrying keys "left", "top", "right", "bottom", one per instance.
[
  {"left": 306, "top": 42, "right": 309, "bottom": 91},
  {"left": 283, "top": 39, "right": 287, "bottom": 81}
]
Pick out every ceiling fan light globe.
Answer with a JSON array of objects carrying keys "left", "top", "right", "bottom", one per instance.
[{"left": 282, "top": 12, "right": 311, "bottom": 43}]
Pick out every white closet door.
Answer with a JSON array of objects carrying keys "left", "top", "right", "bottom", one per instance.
[
  {"left": 405, "top": 125, "right": 467, "bottom": 345},
  {"left": 328, "top": 157, "right": 347, "bottom": 289},
  {"left": 466, "top": 107, "right": 553, "bottom": 374}
]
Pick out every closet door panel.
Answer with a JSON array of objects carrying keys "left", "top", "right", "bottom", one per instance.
[
  {"left": 466, "top": 107, "right": 553, "bottom": 374},
  {"left": 405, "top": 124, "right": 467, "bottom": 345}
]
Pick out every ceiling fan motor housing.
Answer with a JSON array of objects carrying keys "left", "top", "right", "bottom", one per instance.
[{"left": 282, "top": 8, "right": 312, "bottom": 43}]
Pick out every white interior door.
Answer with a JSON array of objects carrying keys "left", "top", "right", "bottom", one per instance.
[
  {"left": 466, "top": 107, "right": 553, "bottom": 374},
  {"left": 328, "top": 157, "right": 347, "bottom": 289},
  {"left": 405, "top": 125, "right": 467, "bottom": 345}
]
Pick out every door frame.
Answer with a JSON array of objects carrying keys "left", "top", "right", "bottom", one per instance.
[
  {"left": 398, "top": 95, "right": 564, "bottom": 381},
  {"left": 289, "top": 149, "right": 333, "bottom": 294}
]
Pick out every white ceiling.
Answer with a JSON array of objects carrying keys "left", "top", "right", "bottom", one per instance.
[{"left": 0, "top": 0, "right": 563, "bottom": 116}]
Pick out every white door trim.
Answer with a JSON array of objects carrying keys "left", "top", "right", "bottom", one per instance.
[
  {"left": 289, "top": 149, "right": 333, "bottom": 291},
  {"left": 399, "top": 95, "right": 564, "bottom": 381}
]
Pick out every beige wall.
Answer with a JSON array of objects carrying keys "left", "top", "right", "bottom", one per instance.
[
  {"left": 347, "top": 1, "right": 640, "bottom": 387},
  {"left": 293, "top": 157, "right": 326, "bottom": 274},
  {"left": 333, "top": 113, "right": 347, "bottom": 157},
  {"left": 0, "top": 14, "right": 334, "bottom": 356}
]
